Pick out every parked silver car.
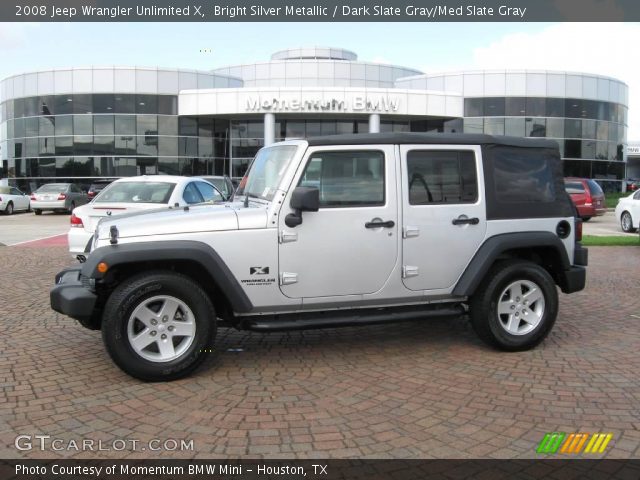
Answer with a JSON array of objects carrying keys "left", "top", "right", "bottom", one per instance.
[{"left": 31, "top": 183, "right": 88, "bottom": 215}]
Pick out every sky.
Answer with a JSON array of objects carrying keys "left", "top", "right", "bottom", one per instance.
[{"left": 1, "top": 21, "right": 639, "bottom": 138}]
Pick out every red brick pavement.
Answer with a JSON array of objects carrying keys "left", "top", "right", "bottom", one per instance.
[{"left": 0, "top": 245, "right": 639, "bottom": 459}]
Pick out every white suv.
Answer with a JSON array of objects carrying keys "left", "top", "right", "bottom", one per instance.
[{"left": 51, "top": 133, "right": 588, "bottom": 381}]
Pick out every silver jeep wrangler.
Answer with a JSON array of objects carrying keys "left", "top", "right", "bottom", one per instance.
[{"left": 51, "top": 133, "right": 587, "bottom": 381}]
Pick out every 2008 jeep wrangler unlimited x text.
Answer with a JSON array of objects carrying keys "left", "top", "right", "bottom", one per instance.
[{"left": 51, "top": 133, "right": 587, "bottom": 381}]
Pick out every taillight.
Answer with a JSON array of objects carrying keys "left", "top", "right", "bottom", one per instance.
[
  {"left": 575, "top": 218, "right": 583, "bottom": 241},
  {"left": 30, "top": 194, "right": 36, "bottom": 200},
  {"left": 58, "top": 193, "right": 66, "bottom": 200},
  {"left": 70, "top": 213, "right": 84, "bottom": 228},
  {"left": 88, "top": 191, "right": 95, "bottom": 198}
]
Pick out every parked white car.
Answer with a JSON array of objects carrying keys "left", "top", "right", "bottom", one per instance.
[
  {"left": 68, "top": 175, "right": 224, "bottom": 259},
  {"left": 615, "top": 190, "right": 640, "bottom": 233},
  {"left": 0, "top": 186, "right": 31, "bottom": 215}
]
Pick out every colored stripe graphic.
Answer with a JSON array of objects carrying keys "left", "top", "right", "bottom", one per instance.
[
  {"left": 539, "top": 432, "right": 613, "bottom": 454},
  {"left": 584, "top": 433, "right": 613, "bottom": 453},
  {"left": 537, "top": 432, "right": 566, "bottom": 454},
  {"left": 560, "top": 433, "right": 589, "bottom": 453}
]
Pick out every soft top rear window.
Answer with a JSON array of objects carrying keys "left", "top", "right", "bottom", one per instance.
[{"left": 492, "top": 149, "right": 555, "bottom": 203}]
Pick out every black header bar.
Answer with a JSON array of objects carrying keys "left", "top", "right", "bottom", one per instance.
[
  {"left": 2, "top": 459, "right": 640, "bottom": 480},
  {"left": 3, "top": 0, "right": 640, "bottom": 22}
]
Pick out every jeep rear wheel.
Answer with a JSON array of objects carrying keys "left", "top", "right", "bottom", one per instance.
[
  {"left": 470, "top": 260, "right": 558, "bottom": 351},
  {"left": 102, "top": 271, "right": 216, "bottom": 381}
]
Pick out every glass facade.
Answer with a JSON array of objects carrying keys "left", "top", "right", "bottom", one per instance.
[
  {"left": 463, "top": 96, "right": 627, "bottom": 187},
  {"left": 1, "top": 94, "right": 231, "bottom": 191}
]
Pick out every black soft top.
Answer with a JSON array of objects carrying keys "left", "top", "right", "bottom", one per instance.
[{"left": 306, "top": 132, "right": 559, "bottom": 149}]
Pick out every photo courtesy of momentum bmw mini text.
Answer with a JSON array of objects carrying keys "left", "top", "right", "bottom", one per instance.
[{"left": 1, "top": 0, "right": 640, "bottom": 479}]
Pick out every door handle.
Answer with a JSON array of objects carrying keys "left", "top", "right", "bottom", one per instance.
[
  {"left": 365, "top": 220, "right": 395, "bottom": 229},
  {"left": 452, "top": 216, "right": 479, "bottom": 226}
]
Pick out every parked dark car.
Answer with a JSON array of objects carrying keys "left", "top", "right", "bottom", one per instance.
[
  {"left": 87, "top": 179, "right": 116, "bottom": 200},
  {"left": 199, "top": 176, "right": 235, "bottom": 200},
  {"left": 625, "top": 179, "right": 640, "bottom": 192},
  {"left": 564, "top": 177, "right": 606, "bottom": 221}
]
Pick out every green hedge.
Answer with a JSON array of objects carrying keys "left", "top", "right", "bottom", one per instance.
[{"left": 582, "top": 235, "right": 640, "bottom": 246}]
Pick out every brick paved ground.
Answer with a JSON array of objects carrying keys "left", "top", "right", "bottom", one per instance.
[{"left": 0, "top": 245, "right": 639, "bottom": 459}]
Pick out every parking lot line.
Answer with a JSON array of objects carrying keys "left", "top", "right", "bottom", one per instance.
[{"left": 10, "top": 233, "right": 68, "bottom": 247}]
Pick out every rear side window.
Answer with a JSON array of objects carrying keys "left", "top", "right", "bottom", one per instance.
[
  {"left": 406, "top": 150, "right": 478, "bottom": 205},
  {"left": 493, "top": 149, "right": 555, "bottom": 203},
  {"left": 587, "top": 179, "right": 604, "bottom": 195},
  {"left": 299, "top": 150, "right": 385, "bottom": 207},
  {"left": 564, "top": 181, "right": 585, "bottom": 194}
]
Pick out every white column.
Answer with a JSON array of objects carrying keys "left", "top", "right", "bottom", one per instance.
[
  {"left": 264, "top": 113, "right": 275, "bottom": 146},
  {"left": 369, "top": 113, "right": 380, "bottom": 133}
]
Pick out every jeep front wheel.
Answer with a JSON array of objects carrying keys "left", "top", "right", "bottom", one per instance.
[
  {"left": 470, "top": 260, "right": 558, "bottom": 351},
  {"left": 102, "top": 271, "right": 216, "bottom": 381}
]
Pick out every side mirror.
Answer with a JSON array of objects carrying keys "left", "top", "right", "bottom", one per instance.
[
  {"left": 290, "top": 187, "right": 319, "bottom": 211},
  {"left": 285, "top": 187, "right": 319, "bottom": 227}
]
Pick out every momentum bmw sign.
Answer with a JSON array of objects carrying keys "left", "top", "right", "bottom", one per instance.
[{"left": 245, "top": 95, "right": 400, "bottom": 113}]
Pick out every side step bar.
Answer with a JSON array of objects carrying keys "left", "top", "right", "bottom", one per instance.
[{"left": 242, "top": 304, "right": 466, "bottom": 332}]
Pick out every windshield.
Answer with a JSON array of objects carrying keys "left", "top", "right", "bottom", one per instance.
[
  {"left": 236, "top": 145, "right": 298, "bottom": 201},
  {"left": 95, "top": 182, "right": 176, "bottom": 204}
]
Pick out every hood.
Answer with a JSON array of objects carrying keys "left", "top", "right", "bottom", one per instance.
[
  {"left": 96, "top": 203, "right": 269, "bottom": 240},
  {"left": 75, "top": 203, "right": 172, "bottom": 232}
]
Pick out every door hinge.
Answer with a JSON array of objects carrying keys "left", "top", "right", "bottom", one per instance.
[
  {"left": 279, "top": 272, "right": 298, "bottom": 285},
  {"left": 403, "top": 226, "right": 420, "bottom": 238},
  {"left": 402, "top": 266, "right": 419, "bottom": 278},
  {"left": 279, "top": 231, "right": 298, "bottom": 243}
]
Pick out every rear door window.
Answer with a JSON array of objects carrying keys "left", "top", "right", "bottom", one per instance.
[{"left": 406, "top": 150, "right": 478, "bottom": 205}]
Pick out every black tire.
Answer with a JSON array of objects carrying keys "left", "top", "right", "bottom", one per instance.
[
  {"left": 620, "top": 211, "right": 636, "bottom": 233},
  {"left": 582, "top": 216, "right": 591, "bottom": 222},
  {"left": 102, "top": 271, "right": 216, "bottom": 381},
  {"left": 4, "top": 202, "right": 13, "bottom": 215},
  {"left": 34, "top": 209, "right": 42, "bottom": 215},
  {"left": 469, "top": 260, "right": 558, "bottom": 351}
]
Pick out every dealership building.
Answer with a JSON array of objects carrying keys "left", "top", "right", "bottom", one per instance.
[{"left": 0, "top": 46, "right": 630, "bottom": 192}]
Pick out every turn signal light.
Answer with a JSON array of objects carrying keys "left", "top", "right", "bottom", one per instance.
[
  {"left": 70, "top": 213, "right": 84, "bottom": 228},
  {"left": 97, "top": 262, "right": 109, "bottom": 274}
]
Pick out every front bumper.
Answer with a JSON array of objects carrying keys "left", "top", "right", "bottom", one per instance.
[{"left": 50, "top": 267, "right": 99, "bottom": 328}]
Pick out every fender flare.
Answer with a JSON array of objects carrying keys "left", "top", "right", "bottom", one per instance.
[
  {"left": 452, "top": 232, "right": 570, "bottom": 297},
  {"left": 82, "top": 240, "right": 253, "bottom": 313}
]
